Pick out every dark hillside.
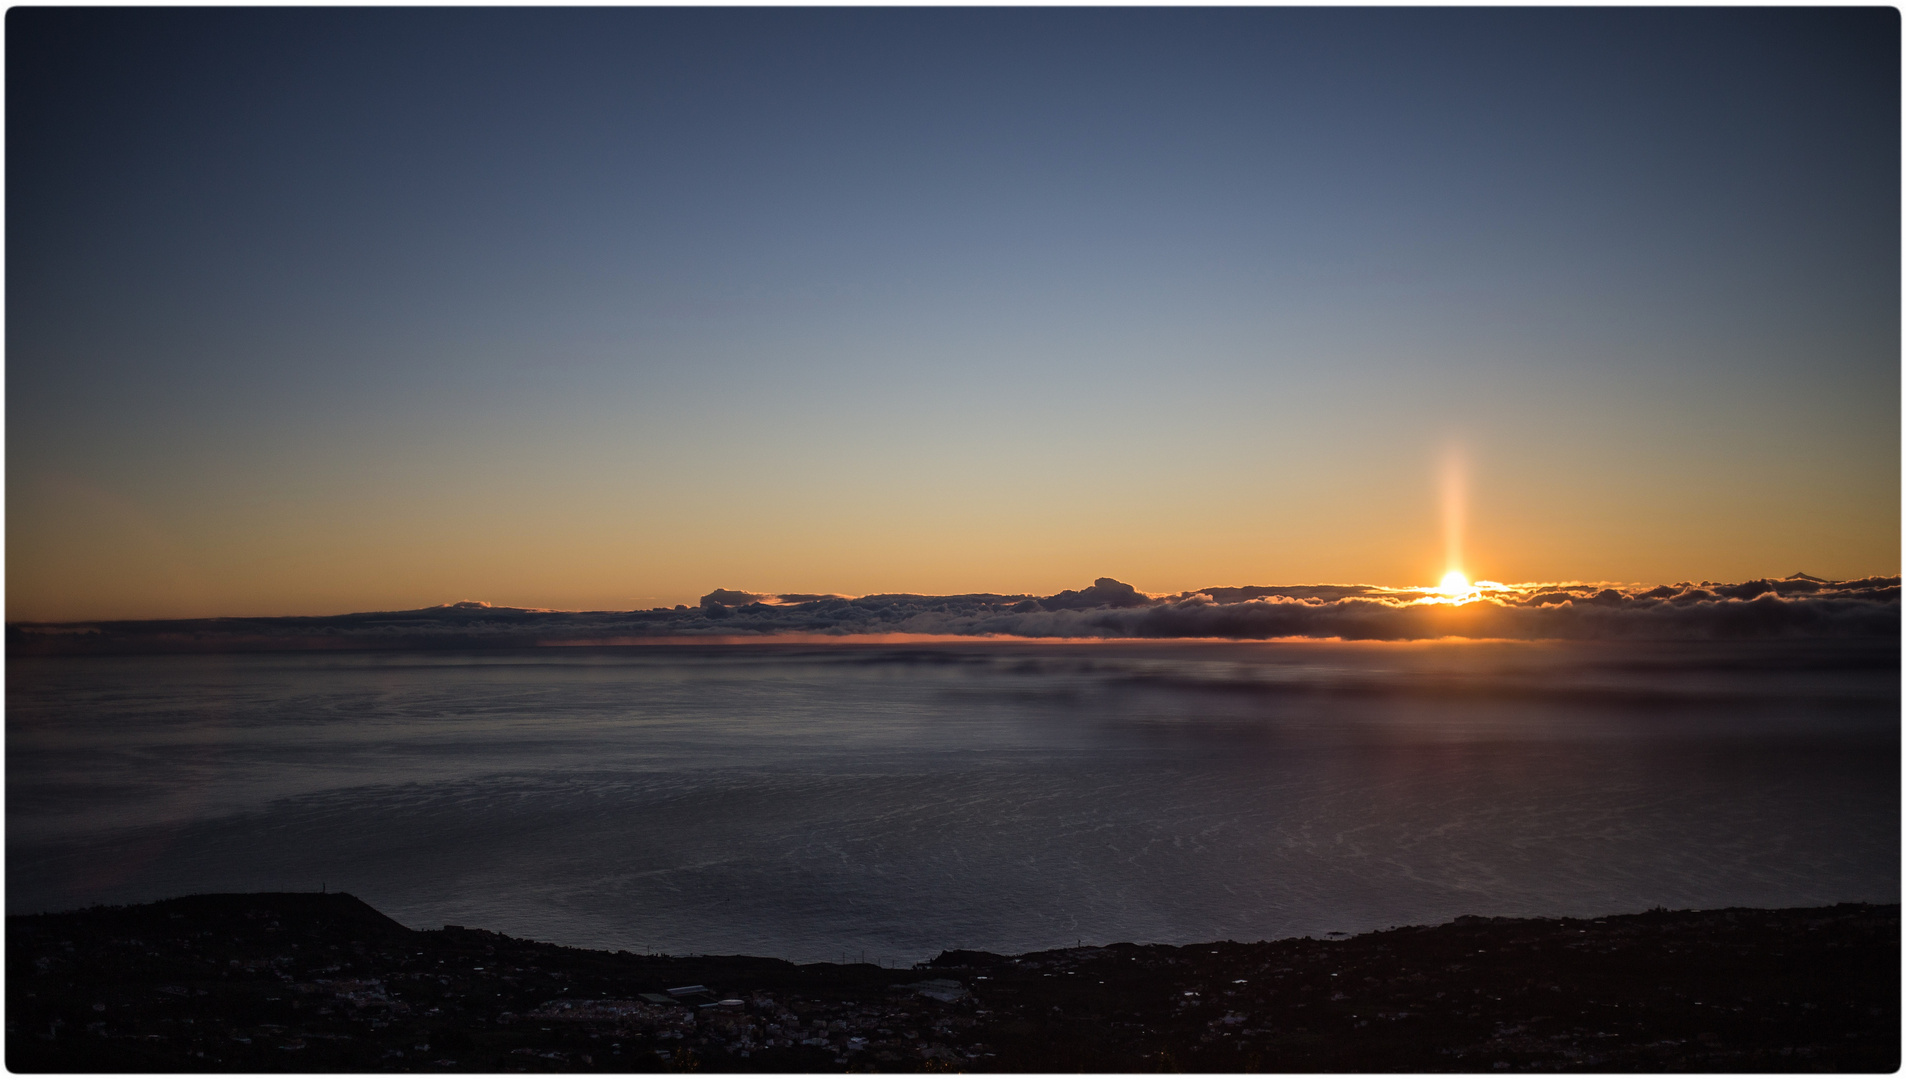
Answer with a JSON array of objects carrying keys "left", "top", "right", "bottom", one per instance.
[{"left": 9, "top": 893, "right": 1896, "bottom": 1072}]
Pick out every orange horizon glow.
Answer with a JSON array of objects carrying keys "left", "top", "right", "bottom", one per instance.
[
  {"left": 11, "top": 575, "right": 1841, "bottom": 625},
  {"left": 7, "top": 431, "right": 1895, "bottom": 623},
  {"left": 1439, "top": 443, "right": 1467, "bottom": 586}
]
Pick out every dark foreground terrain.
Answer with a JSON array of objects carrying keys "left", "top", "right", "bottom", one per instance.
[{"left": 8, "top": 894, "right": 1897, "bottom": 1072}]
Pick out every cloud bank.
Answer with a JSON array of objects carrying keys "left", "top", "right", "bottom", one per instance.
[{"left": 9, "top": 575, "right": 1897, "bottom": 655}]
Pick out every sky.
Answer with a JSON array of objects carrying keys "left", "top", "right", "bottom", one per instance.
[{"left": 7, "top": 8, "right": 1899, "bottom": 622}]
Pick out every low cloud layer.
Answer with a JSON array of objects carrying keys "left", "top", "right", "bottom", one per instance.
[{"left": 10, "top": 574, "right": 1897, "bottom": 655}]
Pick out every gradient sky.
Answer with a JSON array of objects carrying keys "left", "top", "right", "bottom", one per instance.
[{"left": 8, "top": 8, "right": 1899, "bottom": 621}]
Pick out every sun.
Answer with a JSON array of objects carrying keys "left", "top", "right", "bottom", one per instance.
[{"left": 1438, "top": 570, "right": 1470, "bottom": 596}]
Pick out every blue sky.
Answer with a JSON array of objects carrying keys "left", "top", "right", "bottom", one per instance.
[{"left": 8, "top": 8, "right": 1898, "bottom": 619}]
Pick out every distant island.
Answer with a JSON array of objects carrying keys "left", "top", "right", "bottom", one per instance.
[
  {"left": 8, "top": 574, "right": 1898, "bottom": 656},
  {"left": 9, "top": 893, "right": 1897, "bottom": 1072}
]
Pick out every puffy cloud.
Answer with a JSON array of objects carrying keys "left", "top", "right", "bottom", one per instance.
[
  {"left": 698, "top": 589, "right": 849, "bottom": 610},
  {"left": 8, "top": 575, "right": 1896, "bottom": 655},
  {"left": 699, "top": 588, "right": 766, "bottom": 607},
  {"left": 1038, "top": 577, "right": 1151, "bottom": 611}
]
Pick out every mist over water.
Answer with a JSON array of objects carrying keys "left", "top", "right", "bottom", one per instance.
[{"left": 8, "top": 639, "right": 1897, "bottom": 963}]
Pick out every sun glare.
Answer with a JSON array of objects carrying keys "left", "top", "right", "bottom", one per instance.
[{"left": 1439, "top": 570, "right": 1470, "bottom": 596}]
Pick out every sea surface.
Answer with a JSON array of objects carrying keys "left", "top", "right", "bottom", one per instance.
[{"left": 8, "top": 638, "right": 1898, "bottom": 964}]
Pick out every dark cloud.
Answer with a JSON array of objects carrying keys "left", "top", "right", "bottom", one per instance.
[
  {"left": 1038, "top": 577, "right": 1151, "bottom": 611},
  {"left": 699, "top": 588, "right": 766, "bottom": 607},
  {"left": 9, "top": 575, "right": 1897, "bottom": 655},
  {"left": 1190, "top": 584, "right": 1390, "bottom": 603}
]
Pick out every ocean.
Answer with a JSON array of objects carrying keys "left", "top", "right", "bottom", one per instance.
[{"left": 7, "top": 637, "right": 1897, "bottom": 964}]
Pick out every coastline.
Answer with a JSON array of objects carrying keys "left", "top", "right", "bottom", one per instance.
[{"left": 9, "top": 892, "right": 1897, "bottom": 1072}]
